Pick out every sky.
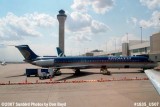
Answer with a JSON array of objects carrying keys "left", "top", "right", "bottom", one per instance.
[{"left": 0, "top": 0, "right": 160, "bottom": 61}]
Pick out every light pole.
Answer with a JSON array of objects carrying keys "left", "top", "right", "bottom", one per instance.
[
  {"left": 115, "top": 39, "right": 116, "bottom": 51},
  {"left": 140, "top": 27, "right": 142, "bottom": 43},
  {"left": 126, "top": 33, "right": 128, "bottom": 43},
  {"left": 106, "top": 41, "right": 107, "bottom": 52},
  {"left": 159, "top": 18, "right": 160, "bottom": 32}
]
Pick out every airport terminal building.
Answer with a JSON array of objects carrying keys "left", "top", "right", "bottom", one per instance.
[{"left": 86, "top": 32, "right": 160, "bottom": 62}]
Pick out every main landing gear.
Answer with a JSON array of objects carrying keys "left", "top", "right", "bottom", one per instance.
[
  {"left": 74, "top": 69, "right": 81, "bottom": 75},
  {"left": 100, "top": 66, "right": 111, "bottom": 75},
  {"left": 54, "top": 69, "right": 62, "bottom": 76}
]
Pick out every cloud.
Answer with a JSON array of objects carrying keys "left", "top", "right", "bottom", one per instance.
[
  {"left": 0, "top": 12, "right": 56, "bottom": 41},
  {"left": 92, "top": 0, "right": 115, "bottom": 14},
  {"left": 68, "top": 32, "right": 91, "bottom": 42},
  {"left": 25, "top": 12, "right": 56, "bottom": 27},
  {"left": 91, "top": 20, "right": 111, "bottom": 33},
  {"left": 66, "top": 12, "right": 92, "bottom": 32},
  {"left": 140, "top": 0, "right": 160, "bottom": 9},
  {"left": 71, "top": 0, "right": 115, "bottom": 14},
  {"left": 139, "top": 11, "right": 160, "bottom": 28},
  {"left": 126, "top": 17, "right": 138, "bottom": 26},
  {"left": 66, "top": 12, "right": 110, "bottom": 33},
  {"left": 66, "top": 12, "right": 110, "bottom": 42},
  {"left": 71, "top": 0, "right": 89, "bottom": 13}
]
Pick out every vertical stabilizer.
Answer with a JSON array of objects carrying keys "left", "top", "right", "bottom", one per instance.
[
  {"left": 15, "top": 45, "right": 39, "bottom": 61},
  {"left": 56, "top": 47, "right": 66, "bottom": 57}
]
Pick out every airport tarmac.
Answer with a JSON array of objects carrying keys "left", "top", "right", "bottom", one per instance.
[{"left": 0, "top": 64, "right": 160, "bottom": 107}]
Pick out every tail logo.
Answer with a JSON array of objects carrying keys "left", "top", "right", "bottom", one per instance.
[
  {"left": 59, "top": 53, "right": 65, "bottom": 57},
  {"left": 21, "top": 50, "right": 30, "bottom": 59}
]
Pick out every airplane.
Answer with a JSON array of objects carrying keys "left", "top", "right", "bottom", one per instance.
[
  {"left": 1, "top": 60, "right": 7, "bottom": 66},
  {"left": 15, "top": 45, "right": 158, "bottom": 75}
]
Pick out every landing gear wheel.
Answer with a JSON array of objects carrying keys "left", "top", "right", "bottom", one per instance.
[
  {"left": 54, "top": 70, "right": 62, "bottom": 76},
  {"left": 100, "top": 66, "right": 111, "bottom": 75},
  {"left": 106, "top": 71, "right": 111, "bottom": 75},
  {"left": 74, "top": 69, "right": 80, "bottom": 75},
  {"left": 101, "top": 70, "right": 111, "bottom": 75}
]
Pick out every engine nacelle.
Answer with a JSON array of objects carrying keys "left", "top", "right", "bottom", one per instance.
[{"left": 33, "top": 59, "right": 54, "bottom": 67}]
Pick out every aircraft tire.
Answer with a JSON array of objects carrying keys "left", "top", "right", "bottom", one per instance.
[
  {"left": 26, "top": 75, "right": 30, "bottom": 77},
  {"left": 55, "top": 70, "right": 61, "bottom": 76}
]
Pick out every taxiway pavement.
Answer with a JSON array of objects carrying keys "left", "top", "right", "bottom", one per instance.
[{"left": 0, "top": 64, "right": 159, "bottom": 107}]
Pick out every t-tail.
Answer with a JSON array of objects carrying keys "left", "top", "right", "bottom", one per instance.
[
  {"left": 56, "top": 47, "right": 66, "bottom": 57},
  {"left": 15, "top": 45, "right": 39, "bottom": 62}
]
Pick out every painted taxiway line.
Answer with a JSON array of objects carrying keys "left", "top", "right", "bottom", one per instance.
[{"left": 0, "top": 77, "right": 149, "bottom": 85}]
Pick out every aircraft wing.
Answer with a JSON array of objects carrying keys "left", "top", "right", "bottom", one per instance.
[{"left": 145, "top": 69, "right": 160, "bottom": 95}]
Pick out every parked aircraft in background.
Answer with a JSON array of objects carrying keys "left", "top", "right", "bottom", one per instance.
[
  {"left": 56, "top": 47, "right": 66, "bottom": 57},
  {"left": 15, "top": 45, "right": 157, "bottom": 75},
  {"left": 1, "top": 60, "right": 7, "bottom": 66}
]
